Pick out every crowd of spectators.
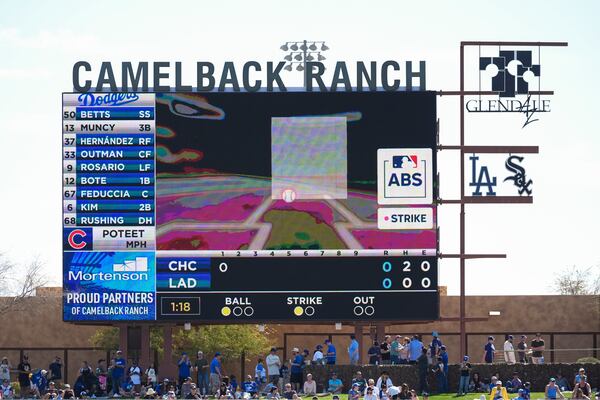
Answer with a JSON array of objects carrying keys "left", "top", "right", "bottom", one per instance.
[{"left": 0, "top": 333, "right": 597, "bottom": 400}]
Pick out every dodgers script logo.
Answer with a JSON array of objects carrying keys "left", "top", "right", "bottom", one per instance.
[
  {"left": 479, "top": 50, "right": 540, "bottom": 98},
  {"left": 377, "top": 148, "right": 433, "bottom": 205}
]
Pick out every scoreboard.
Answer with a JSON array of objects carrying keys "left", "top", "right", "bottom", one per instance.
[{"left": 63, "top": 92, "right": 439, "bottom": 323}]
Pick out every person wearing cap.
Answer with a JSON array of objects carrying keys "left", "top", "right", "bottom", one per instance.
[
  {"left": 349, "top": 382, "right": 361, "bottom": 400},
  {"left": 439, "top": 346, "right": 448, "bottom": 377},
  {"left": 181, "top": 376, "right": 193, "bottom": 398},
  {"left": 503, "top": 335, "right": 516, "bottom": 364},
  {"left": 303, "top": 373, "right": 316, "bottom": 396},
  {"left": 515, "top": 388, "right": 527, "bottom": 400},
  {"left": 430, "top": 332, "right": 442, "bottom": 358},
  {"left": 457, "top": 356, "right": 471, "bottom": 396},
  {"left": 209, "top": 352, "right": 222, "bottom": 396},
  {"left": 491, "top": 380, "right": 508, "bottom": 400},
  {"left": 483, "top": 336, "right": 495, "bottom": 364},
  {"left": 178, "top": 353, "right": 192, "bottom": 388},
  {"left": 574, "top": 368, "right": 586, "bottom": 387},
  {"left": 312, "top": 345, "right": 324, "bottom": 365},
  {"left": 517, "top": 336, "right": 528, "bottom": 364},
  {"left": 348, "top": 335, "right": 360, "bottom": 365},
  {"left": 327, "top": 372, "right": 343, "bottom": 394},
  {"left": 266, "top": 385, "right": 280, "bottom": 400},
  {"left": 530, "top": 333, "right": 545, "bottom": 364},
  {"left": 364, "top": 385, "right": 378, "bottom": 400},
  {"left": 111, "top": 350, "right": 127, "bottom": 396},
  {"left": 324, "top": 339, "right": 337, "bottom": 365},
  {"left": 507, "top": 372, "right": 522, "bottom": 393},
  {"left": 431, "top": 356, "right": 447, "bottom": 394},
  {"left": 290, "top": 348, "right": 304, "bottom": 392},
  {"left": 544, "top": 378, "right": 565, "bottom": 400},
  {"left": 143, "top": 387, "right": 156, "bottom": 399},
  {"left": 194, "top": 351, "right": 209, "bottom": 395},
  {"left": 351, "top": 371, "right": 367, "bottom": 393},
  {"left": 266, "top": 348, "right": 281, "bottom": 387}
]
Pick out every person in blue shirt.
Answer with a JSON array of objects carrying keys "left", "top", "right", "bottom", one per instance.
[
  {"left": 327, "top": 372, "right": 343, "bottom": 394},
  {"left": 111, "top": 350, "right": 127, "bottom": 395},
  {"left": 483, "top": 337, "right": 496, "bottom": 363},
  {"left": 242, "top": 375, "right": 258, "bottom": 396},
  {"left": 348, "top": 335, "right": 359, "bottom": 365},
  {"left": 440, "top": 346, "right": 449, "bottom": 378},
  {"left": 514, "top": 388, "right": 528, "bottom": 400},
  {"left": 178, "top": 353, "right": 192, "bottom": 388},
  {"left": 325, "top": 339, "right": 336, "bottom": 365},
  {"left": 408, "top": 335, "right": 423, "bottom": 363},
  {"left": 209, "top": 353, "right": 223, "bottom": 396},
  {"left": 430, "top": 332, "right": 443, "bottom": 358},
  {"left": 290, "top": 348, "right": 304, "bottom": 392}
]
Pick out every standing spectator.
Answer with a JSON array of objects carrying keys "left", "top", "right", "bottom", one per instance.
[
  {"left": 517, "top": 335, "right": 528, "bottom": 364},
  {"left": 209, "top": 352, "right": 222, "bottom": 396},
  {"left": 17, "top": 354, "right": 32, "bottom": 398},
  {"left": 430, "top": 332, "right": 442, "bottom": 358},
  {"left": 312, "top": 345, "right": 324, "bottom": 365},
  {"left": 457, "top": 356, "right": 471, "bottom": 396},
  {"left": 439, "top": 346, "right": 449, "bottom": 378},
  {"left": 544, "top": 378, "right": 565, "bottom": 400},
  {"left": 351, "top": 371, "right": 367, "bottom": 393},
  {"left": 399, "top": 338, "right": 410, "bottom": 364},
  {"left": 289, "top": 348, "right": 303, "bottom": 393},
  {"left": 255, "top": 358, "right": 266, "bottom": 390},
  {"left": 409, "top": 335, "right": 423, "bottom": 364},
  {"left": 48, "top": 356, "right": 62, "bottom": 385},
  {"left": 178, "top": 353, "right": 192, "bottom": 388},
  {"left": 432, "top": 357, "right": 447, "bottom": 394},
  {"left": 266, "top": 348, "right": 281, "bottom": 387},
  {"left": 368, "top": 341, "right": 381, "bottom": 365},
  {"left": 112, "top": 350, "right": 127, "bottom": 395},
  {"left": 417, "top": 348, "right": 429, "bottom": 395},
  {"left": 194, "top": 351, "right": 208, "bottom": 395},
  {"left": 390, "top": 336, "right": 402, "bottom": 365},
  {"left": 348, "top": 335, "right": 359, "bottom": 365},
  {"left": 530, "top": 333, "right": 545, "bottom": 364},
  {"left": 302, "top": 374, "right": 316, "bottom": 396},
  {"left": 129, "top": 360, "right": 142, "bottom": 394},
  {"left": 324, "top": 339, "right": 336, "bottom": 365},
  {"left": 483, "top": 336, "right": 496, "bottom": 363},
  {"left": 327, "top": 372, "right": 343, "bottom": 394},
  {"left": 380, "top": 336, "right": 391, "bottom": 364},
  {"left": 145, "top": 362, "right": 157, "bottom": 387},
  {"left": 504, "top": 335, "right": 516, "bottom": 364},
  {"left": 0, "top": 357, "right": 11, "bottom": 384}
]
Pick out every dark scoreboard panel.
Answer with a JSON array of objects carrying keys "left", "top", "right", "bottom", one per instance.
[{"left": 62, "top": 92, "right": 439, "bottom": 323}]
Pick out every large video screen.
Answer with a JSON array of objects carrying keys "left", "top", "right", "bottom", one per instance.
[{"left": 62, "top": 91, "right": 438, "bottom": 322}]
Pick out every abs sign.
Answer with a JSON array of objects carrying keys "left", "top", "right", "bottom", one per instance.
[{"left": 377, "top": 148, "right": 433, "bottom": 205}]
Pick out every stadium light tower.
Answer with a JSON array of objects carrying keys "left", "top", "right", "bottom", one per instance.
[{"left": 280, "top": 40, "right": 329, "bottom": 89}]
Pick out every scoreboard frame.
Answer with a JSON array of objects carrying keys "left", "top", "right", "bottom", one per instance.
[{"left": 62, "top": 91, "right": 440, "bottom": 324}]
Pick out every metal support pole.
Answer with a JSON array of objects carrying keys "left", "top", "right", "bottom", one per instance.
[{"left": 459, "top": 43, "right": 467, "bottom": 358}]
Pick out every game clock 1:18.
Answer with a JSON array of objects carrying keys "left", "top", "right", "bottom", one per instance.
[{"left": 160, "top": 297, "right": 201, "bottom": 316}]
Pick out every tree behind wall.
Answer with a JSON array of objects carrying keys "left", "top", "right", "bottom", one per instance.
[{"left": 0, "top": 253, "right": 47, "bottom": 313}]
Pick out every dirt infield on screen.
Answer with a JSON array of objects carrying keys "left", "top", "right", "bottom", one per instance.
[{"left": 156, "top": 174, "right": 436, "bottom": 251}]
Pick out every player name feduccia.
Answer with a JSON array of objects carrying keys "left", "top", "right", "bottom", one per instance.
[
  {"left": 65, "top": 292, "right": 154, "bottom": 304},
  {"left": 79, "top": 189, "right": 152, "bottom": 198}
]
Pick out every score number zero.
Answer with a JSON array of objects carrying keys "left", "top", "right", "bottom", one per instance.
[{"left": 381, "top": 260, "right": 431, "bottom": 289}]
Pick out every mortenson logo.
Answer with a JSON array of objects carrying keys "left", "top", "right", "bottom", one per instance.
[{"left": 68, "top": 271, "right": 148, "bottom": 281}]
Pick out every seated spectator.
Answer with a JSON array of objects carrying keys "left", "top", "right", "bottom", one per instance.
[
  {"left": 1, "top": 379, "right": 14, "bottom": 399},
  {"left": 376, "top": 372, "right": 393, "bottom": 392},
  {"left": 352, "top": 371, "right": 367, "bottom": 393},
  {"left": 571, "top": 376, "right": 591, "bottom": 399},
  {"left": 364, "top": 386, "right": 378, "bottom": 400},
  {"left": 63, "top": 384, "right": 75, "bottom": 399},
  {"left": 267, "top": 386, "right": 280, "bottom": 400},
  {"left": 181, "top": 377, "right": 194, "bottom": 398},
  {"left": 365, "top": 379, "right": 380, "bottom": 397},
  {"left": 490, "top": 381, "right": 508, "bottom": 400},
  {"left": 282, "top": 383, "right": 296, "bottom": 399},
  {"left": 398, "top": 383, "right": 411, "bottom": 400},
  {"left": 387, "top": 385, "right": 402, "bottom": 400},
  {"left": 470, "top": 372, "right": 485, "bottom": 393},
  {"left": 186, "top": 384, "right": 201, "bottom": 399},
  {"left": 242, "top": 375, "right": 258, "bottom": 397},
  {"left": 143, "top": 387, "right": 157, "bottom": 399},
  {"left": 349, "top": 383, "right": 361, "bottom": 400},
  {"left": 521, "top": 382, "right": 531, "bottom": 400},
  {"left": 555, "top": 373, "right": 570, "bottom": 391},
  {"left": 507, "top": 372, "right": 522, "bottom": 393},
  {"left": 489, "top": 376, "right": 499, "bottom": 393},
  {"left": 574, "top": 368, "right": 586, "bottom": 387},
  {"left": 571, "top": 388, "right": 590, "bottom": 400},
  {"left": 544, "top": 378, "right": 565, "bottom": 400},
  {"left": 328, "top": 373, "right": 343, "bottom": 394},
  {"left": 380, "top": 384, "right": 389, "bottom": 400},
  {"left": 303, "top": 374, "right": 316, "bottom": 396},
  {"left": 514, "top": 388, "right": 527, "bottom": 400}
]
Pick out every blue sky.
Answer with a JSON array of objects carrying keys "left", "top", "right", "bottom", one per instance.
[{"left": 0, "top": 0, "right": 598, "bottom": 295}]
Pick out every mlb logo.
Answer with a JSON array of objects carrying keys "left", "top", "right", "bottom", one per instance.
[
  {"left": 393, "top": 155, "right": 418, "bottom": 169},
  {"left": 378, "top": 148, "right": 433, "bottom": 205},
  {"left": 63, "top": 228, "right": 93, "bottom": 250}
]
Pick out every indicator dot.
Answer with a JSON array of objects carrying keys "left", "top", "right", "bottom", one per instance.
[
  {"left": 221, "top": 306, "right": 231, "bottom": 316},
  {"left": 384, "top": 216, "right": 389, "bottom": 221},
  {"left": 293, "top": 306, "right": 304, "bottom": 316}
]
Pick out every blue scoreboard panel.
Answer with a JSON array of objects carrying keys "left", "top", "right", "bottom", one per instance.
[{"left": 63, "top": 92, "right": 439, "bottom": 323}]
